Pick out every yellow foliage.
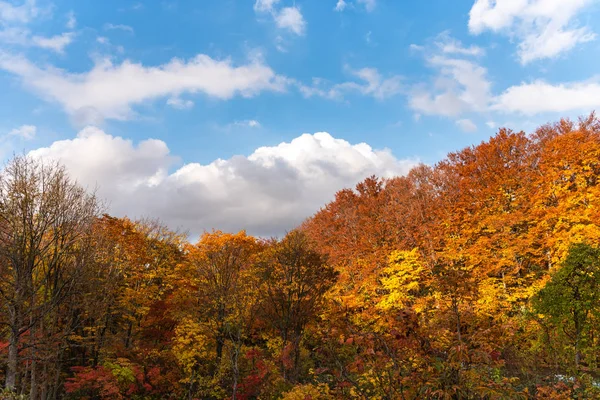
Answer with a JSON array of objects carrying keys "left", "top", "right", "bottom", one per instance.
[
  {"left": 172, "top": 318, "right": 211, "bottom": 378},
  {"left": 281, "top": 383, "right": 333, "bottom": 400},
  {"left": 377, "top": 249, "right": 425, "bottom": 311}
]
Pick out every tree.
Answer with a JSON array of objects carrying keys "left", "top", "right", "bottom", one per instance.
[
  {"left": 179, "top": 230, "right": 260, "bottom": 398},
  {"left": 65, "top": 216, "right": 184, "bottom": 399},
  {"left": 0, "top": 156, "right": 100, "bottom": 393},
  {"left": 533, "top": 243, "right": 600, "bottom": 368},
  {"left": 257, "top": 230, "right": 336, "bottom": 383}
]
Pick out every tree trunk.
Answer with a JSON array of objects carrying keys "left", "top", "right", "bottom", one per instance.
[
  {"left": 30, "top": 318, "right": 38, "bottom": 400},
  {"left": 40, "top": 363, "right": 48, "bottom": 400},
  {"left": 291, "top": 333, "right": 302, "bottom": 384},
  {"left": 50, "top": 349, "right": 63, "bottom": 400},
  {"left": 575, "top": 322, "right": 581, "bottom": 368},
  {"left": 231, "top": 338, "right": 240, "bottom": 400},
  {"left": 6, "top": 322, "right": 19, "bottom": 390},
  {"left": 453, "top": 298, "right": 462, "bottom": 343},
  {"left": 216, "top": 335, "right": 224, "bottom": 362},
  {"left": 30, "top": 358, "right": 38, "bottom": 400}
]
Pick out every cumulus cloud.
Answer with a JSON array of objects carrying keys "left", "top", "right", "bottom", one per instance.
[
  {"left": 0, "top": 52, "right": 289, "bottom": 124},
  {"left": 254, "top": 0, "right": 306, "bottom": 36},
  {"left": 492, "top": 80, "right": 600, "bottom": 115},
  {"left": 8, "top": 124, "right": 36, "bottom": 139},
  {"left": 455, "top": 118, "right": 478, "bottom": 132},
  {"left": 469, "top": 0, "right": 596, "bottom": 64},
  {"left": 299, "top": 66, "right": 402, "bottom": 100},
  {"left": 28, "top": 127, "right": 418, "bottom": 237}
]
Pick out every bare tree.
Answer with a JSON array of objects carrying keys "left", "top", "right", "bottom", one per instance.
[{"left": 0, "top": 156, "right": 101, "bottom": 395}]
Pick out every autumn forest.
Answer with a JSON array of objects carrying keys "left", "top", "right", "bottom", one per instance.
[{"left": 2, "top": 115, "right": 600, "bottom": 399}]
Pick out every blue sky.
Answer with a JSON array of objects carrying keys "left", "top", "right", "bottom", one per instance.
[{"left": 1, "top": 0, "right": 600, "bottom": 236}]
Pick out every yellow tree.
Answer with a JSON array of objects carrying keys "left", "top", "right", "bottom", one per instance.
[{"left": 178, "top": 230, "right": 260, "bottom": 399}]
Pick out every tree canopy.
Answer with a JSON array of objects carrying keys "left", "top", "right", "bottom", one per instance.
[{"left": 2, "top": 115, "right": 600, "bottom": 398}]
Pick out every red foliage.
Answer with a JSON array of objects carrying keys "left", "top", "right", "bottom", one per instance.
[
  {"left": 65, "top": 366, "right": 121, "bottom": 399},
  {"left": 236, "top": 350, "right": 270, "bottom": 400},
  {"left": 65, "top": 363, "right": 171, "bottom": 399}
]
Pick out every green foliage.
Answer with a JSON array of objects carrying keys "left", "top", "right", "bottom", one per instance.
[
  {"left": 534, "top": 243, "right": 600, "bottom": 321},
  {"left": 533, "top": 243, "right": 600, "bottom": 370}
]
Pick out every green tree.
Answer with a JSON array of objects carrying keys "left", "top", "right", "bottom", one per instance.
[{"left": 533, "top": 243, "right": 600, "bottom": 368}]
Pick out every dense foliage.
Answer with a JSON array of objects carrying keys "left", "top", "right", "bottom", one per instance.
[{"left": 1, "top": 115, "right": 600, "bottom": 399}]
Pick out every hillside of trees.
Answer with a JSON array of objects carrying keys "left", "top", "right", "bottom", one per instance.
[{"left": 1, "top": 114, "right": 600, "bottom": 399}]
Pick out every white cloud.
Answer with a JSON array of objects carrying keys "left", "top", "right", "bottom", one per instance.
[
  {"left": 95, "top": 36, "right": 125, "bottom": 54},
  {"left": 0, "top": 27, "right": 28, "bottom": 44},
  {"left": 0, "top": 52, "right": 289, "bottom": 124},
  {"left": 0, "top": 28, "right": 74, "bottom": 53},
  {"left": 408, "top": 32, "right": 491, "bottom": 117},
  {"left": 486, "top": 121, "right": 496, "bottom": 128},
  {"left": 167, "top": 97, "right": 194, "bottom": 110},
  {"left": 435, "top": 31, "right": 484, "bottom": 56},
  {"left": 254, "top": 0, "right": 280, "bottom": 13},
  {"left": 0, "top": 1, "right": 74, "bottom": 53},
  {"left": 409, "top": 55, "right": 491, "bottom": 116},
  {"left": 456, "top": 118, "right": 478, "bottom": 132},
  {"left": 0, "top": 0, "right": 38, "bottom": 23},
  {"left": 254, "top": 0, "right": 306, "bottom": 36},
  {"left": 299, "top": 67, "right": 402, "bottom": 100},
  {"left": 334, "top": 0, "right": 347, "bottom": 11},
  {"left": 66, "top": 10, "right": 76, "bottom": 29},
  {"left": 274, "top": 35, "right": 287, "bottom": 52},
  {"left": 335, "top": 0, "right": 376, "bottom": 12},
  {"left": 469, "top": 0, "right": 596, "bottom": 64},
  {"left": 29, "top": 127, "right": 418, "bottom": 237},
  {"left": 412, "top": 31, "right": 600, "bottom": 119},
  {"left": 8, "top": 124, "right": 36, "bottom": 139},
  {"left": 30, "top": 32, "right": 74, "bottom": 53},
  {"left": 274, "top": 7, "right": 305, "bottom": 35},
  {"left": 492, "top": 80, "right": 600, "bottom": 115},
  {"left": 104, "top": 23, "right": 134, "bottom": 33}
]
